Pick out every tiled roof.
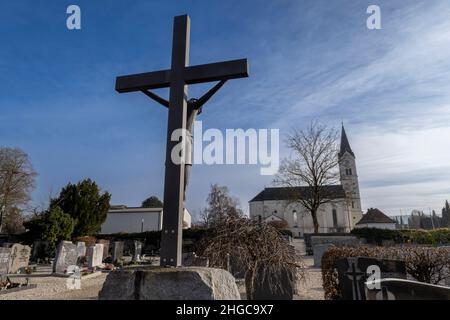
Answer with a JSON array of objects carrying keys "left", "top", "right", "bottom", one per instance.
[
  {"left": 356, "top": 208, "right": 396, "bottom": 224},
  {"left": 249, "top": 185, "right": 346, "bottom": 202}
]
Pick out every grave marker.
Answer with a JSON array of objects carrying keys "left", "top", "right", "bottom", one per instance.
[
  {"left": 8, "top": 244, "right": 31, "bottom": 274},
  {"left": 53, "top": 241, "right": 78, "bottom": 273},
  {"left": 336, "top": 256, "right": 407, "bottom": 300}
]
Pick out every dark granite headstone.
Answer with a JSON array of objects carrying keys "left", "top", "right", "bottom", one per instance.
[
  {"left": 112, "top": 241, "right": 124, "bottom": 263},
  {"left": 182, "top": 252, "right": 208, "bottom": 267},
  {"left": 336, "top": 256, "right": 407, "bottom": 300},
  {"left": 31, "top": 241, "right": 50, "bottom": 261},
  {"left": 249, "top": 265, "right": 296, "bottom": 300},
  {"left": 365, "top": 278, "right": 450, "bottom": 300},
  {"left": 228, "top": 254, "right": 247, "bottom": 279}
]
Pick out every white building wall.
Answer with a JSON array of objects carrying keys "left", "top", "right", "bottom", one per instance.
[
  {"left": 101, "top": 208, "right": 192, "bottom": 234},
  {"left": 101, "top": 211, "right": 162, "bottom": 234},
  {"left": 249, "top": 199, "right": 352, "bottom": 237}
]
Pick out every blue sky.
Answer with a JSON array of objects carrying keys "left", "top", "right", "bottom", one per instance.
[{"left": 1, "top": 0, "right": 450, "bottom": 219}]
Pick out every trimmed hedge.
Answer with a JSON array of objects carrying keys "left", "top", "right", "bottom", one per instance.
[{"left": 351, "top": 228, "right": 450, "bottom": 245}]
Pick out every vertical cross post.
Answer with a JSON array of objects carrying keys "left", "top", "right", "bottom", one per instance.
[{"left": 159, "top": 15, "right": 190, "bottom": 267}]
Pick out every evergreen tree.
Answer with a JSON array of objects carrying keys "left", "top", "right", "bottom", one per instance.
[
  {"left": 50, "top": 179, "right": 111, "bottom": 236},
  {"left": 24, "top": 206, "right": 75, "bottom": 251},
  {"left": 442, "top": 200, "right": 450, "bottom": 228},
  {"left": 141, "top": 196, "right": 163, "bottom": 208}
]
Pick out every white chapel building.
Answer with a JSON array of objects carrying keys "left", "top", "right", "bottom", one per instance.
[
  {"left": 100, "top": 205, "right": 192, "bottom": 234},
  {"left": 249, "top": 125, "right": 363, "bottom": 237}
]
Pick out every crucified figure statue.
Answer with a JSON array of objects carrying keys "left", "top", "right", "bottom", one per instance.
[{"left": 141, "top": 80, "right": 227, "bottom": 201}]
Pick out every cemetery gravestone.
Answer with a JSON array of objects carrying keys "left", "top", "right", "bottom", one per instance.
[
  {"left": 53, "top": 241, "right": 78, "bottom": 273},
  {"left": 32, "top": 241, "right": 49, "bottom": 261},
  {"left": 311, "top": 236, "right": 359, "bottom": 267},
  {"left": 0, "top": 247, "right": 11, "bottom": 275},
  {"left": 310, "top": 235, "right": 359, "bottom": 249},
  {"left": 8, "top": 244, "right": 31, "bottom": 274},
  {"left": 76, "top": 242, "right": 86, "bottom": 258},
  {"left": 97, "top": 239, "right": 110, "bottom": 260},
  {"left": 132, "top": 241, "right": 143, "bottom": 262},
  {"left": 313, "top": 243, "right": 335, "bottom": 267},
  {"left": 182, "top": 252, "right": 209, "bottom": 267},
  {"left": 336, "top": 256, "right": 407, "bottom": 300},
  {"left": 249, "top": 265, "right": 296, "bottom": 300},
  {"left": 112, "top": 241, "right": 124, "bottom": 263},
  {"left": 87, "top": 244, "right": 104, "bottom": 268},
  {"left": 365, "top": 278, "right": 450, "bottom": 300},
  {"left": 228, "top": 254, "right": 247, "bottom": 279}
]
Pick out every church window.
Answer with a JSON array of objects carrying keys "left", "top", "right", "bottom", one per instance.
[
  {"left": 352, "top": 201, "right": 355, "bottom": 209},
  {"left": 346, "top": 168, "right": 352, "bottom": 176},
  {"left": 332, "top": 209, "right": 338, "bottom": 227},
  {"left": 293, "top": 210, "right": 298, "bottom": 227}
]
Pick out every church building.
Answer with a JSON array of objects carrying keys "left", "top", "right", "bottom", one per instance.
[{"left": 249, "top": 125, "right": 363, "bottom": 237}]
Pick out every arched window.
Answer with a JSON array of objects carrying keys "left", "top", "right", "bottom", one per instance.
[
  {"left": 332, "top": 209, "right": 338, "bottom": 227},
  {"left": 293, "top": 210, "right": 298, "bottom": 227}
]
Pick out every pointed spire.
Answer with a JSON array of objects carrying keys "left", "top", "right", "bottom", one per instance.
[{"left": 339, "top": 124, "right": 355, "bottom": 158}]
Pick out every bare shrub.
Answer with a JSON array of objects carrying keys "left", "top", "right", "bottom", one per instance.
[
  {"left": 403, "top": 246, "right": 450, "bottom": 285},
  {"left": 197, "top": 216, "right": 305, "bottom": 299}
]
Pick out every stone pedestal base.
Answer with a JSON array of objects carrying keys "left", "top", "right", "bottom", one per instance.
[{"left": 98, "top": 267, "right": 241, "bottom": 300}]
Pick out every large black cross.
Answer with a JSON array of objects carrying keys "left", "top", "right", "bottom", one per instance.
[{"left": 115, "top": 15, "right": 249, "bottom": 267}]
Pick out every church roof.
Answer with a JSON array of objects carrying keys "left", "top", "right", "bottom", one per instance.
[
  {"left": 356, "top": 208, "right": 396, "bottom": 225},
  {"left": 249, "top": 185, "right": 346, "bottom": 202},
  {"left": 339, "top": 125, "right": 355, "bottom": 158}
]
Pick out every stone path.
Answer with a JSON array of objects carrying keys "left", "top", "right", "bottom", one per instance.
[{"left": 292, "top": 238, "right": 325, "bottom": 300}]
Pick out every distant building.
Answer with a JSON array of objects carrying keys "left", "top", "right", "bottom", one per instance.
[
  {"left": 249, "top": 125, "right": 363, "bottom": 237},
  {"left": 100, "top": 205, "right": 192, "bottom": 234},
  {"left": 354, "top": 208, "right": 396, "bottom": 230}
]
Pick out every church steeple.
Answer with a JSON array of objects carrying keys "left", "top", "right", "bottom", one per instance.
[
  {"left": 339, "top": 124, "right": 355, "bottom": 158},
  {"left": 337, "top": 124, "right": 362, "bottom": 230}
]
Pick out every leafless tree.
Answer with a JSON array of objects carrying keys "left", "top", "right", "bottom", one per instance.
[
  {"left": 201, "top": 184, "right": 243, "bottom": 228},
  {"left": 0, "top": 147, "right": 37, "bottom": 233},
  {"left": 274, "top": 122, "right": 340, "bottom": 234}
]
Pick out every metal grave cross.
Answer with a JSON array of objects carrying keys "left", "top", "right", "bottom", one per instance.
[{"left": 115, "top": 15, "right": 249, "bottom": 267}]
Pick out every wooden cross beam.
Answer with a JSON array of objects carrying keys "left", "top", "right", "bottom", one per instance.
[{"left": 115, "top": 14, "right": 249, "bottom": 267}]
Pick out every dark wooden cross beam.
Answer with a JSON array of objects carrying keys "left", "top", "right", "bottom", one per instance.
[{"left": 115, "top": 14, "right": 249, "bottom": 267}]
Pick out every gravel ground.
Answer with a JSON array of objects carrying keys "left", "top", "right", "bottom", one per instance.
[
  {"left": 0, "top": 239, "right": 324, "bottom": 300},
  {"left": 0, "top": 273, "right": 108, "bottom": 300},
  {"left": 295, "top": 257, "right": 325, "bottom": 300}
]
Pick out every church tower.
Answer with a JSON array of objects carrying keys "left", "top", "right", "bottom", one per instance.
[{"left": 338, "top": 125, "right": 363, "bottom": 228}]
